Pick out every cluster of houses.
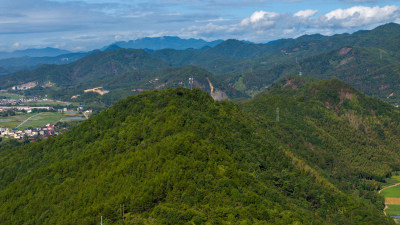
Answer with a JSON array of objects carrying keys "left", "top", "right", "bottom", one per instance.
[
  {"left": 0, "top": 97, "right": 44, "bottom": 106},
  {"left": 0, "top": 124, "right": 60, "bottom": 139}
]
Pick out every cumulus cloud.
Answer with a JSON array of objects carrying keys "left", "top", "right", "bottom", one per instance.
[
  {"left": 240, "top": 11, "right": 279, "bottom": 28},
  {"left": 183, "top": 5, "right": 400, "bottom": 43},
  {"left": 323, "top": 6, "right": 400, "bottom": 27},
  {"left": 294, "top": 9, "right": 318, "bottom": 18}
]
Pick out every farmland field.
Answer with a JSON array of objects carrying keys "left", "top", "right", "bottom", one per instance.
[
  {"left": 386, "top": 205, "right": 400, "bottom": 216},
  {"left": 381, "top": 175, "right": 400, "bottom": 216},
  {"left": 381, "top": 185, "right": 400, "bottom": 198},
  {"left": 0, "top": 113, "right": 34, "bottom": 128},
  {"left": 0, "top": 112, "right": 85, "bottom": 129}
]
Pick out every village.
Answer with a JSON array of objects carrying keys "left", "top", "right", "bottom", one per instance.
[
  {"left": 0, "top": 105, "right": 91, "bottom": 140},
  {"left": 0, "top": 96, "right": 44, "bottom": 106},
  {"left": 0, "top": 124, "right": 60, "bottom": 139}
]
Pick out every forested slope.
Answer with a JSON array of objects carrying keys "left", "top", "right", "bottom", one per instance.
[
  {"left": 243, "top": 76, "right": 400, "bottom": 201},
  {"left": 0, "top": 86, "right": 394, "bottom": 224},
  {"left": 252, "top": 46, "right": 400, "bottom": 103}
]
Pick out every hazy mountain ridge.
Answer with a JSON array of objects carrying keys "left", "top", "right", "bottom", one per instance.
[
  {"left": 0, "top": 52, "right": 90, "bottom": 75},
  {"left": 0, "top": 49, "right": 170, "bottom": 89},
  {"left": 0, "top": 47, "right": 71, "bottom": 59},
  {"left": 2, "top": 23, "right": 400, "bottom": 108},
  {"left": 112, "top": 36, "right": 223, "bottom": 50}
]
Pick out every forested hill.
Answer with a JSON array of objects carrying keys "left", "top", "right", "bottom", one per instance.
[
  {"left": 151, "top": 23, "right": 400, "bottom": 103},
  {"left": 0, "top": 48, "right": 170, "bottom": 89},
  {"left": 243, "top": 46, "right": 400, "bottom": 104},
  {"left": 0, "top": 84, "right": 396, "bottom": 224},
  {"left": 242, "top": 76, "right": 400, "bottom": 198}
]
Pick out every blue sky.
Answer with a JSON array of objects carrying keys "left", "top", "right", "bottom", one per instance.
[{"left": 1, "top": 0, "right": 400, "bottom": 52}]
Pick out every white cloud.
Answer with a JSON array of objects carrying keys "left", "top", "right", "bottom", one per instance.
[
  {"left": 2, "top": 0, "right": 400, "bottom": 51},
  {"left": 294, "top": 9, "right": 318, "bottom": 18},
  {"left": 240, "top": 11, "right": 279, "bottom": 28},
  {"left": 183, "top": 5, "right": 400, "bottom": 43},
  {"left": 323, "top": 5, "right": 400, "bottom": 27}
]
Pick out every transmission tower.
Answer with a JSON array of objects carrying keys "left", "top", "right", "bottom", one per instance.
[{"left": 189, "top": 76, "right": 194, "bottom": 89}]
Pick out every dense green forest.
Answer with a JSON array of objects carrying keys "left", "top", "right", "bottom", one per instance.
[
  {"left": 0, "top": 79, "right": 399, "bottom": 224},
  {"left": 243, "top": 76, "right": 400, "bottom": 191}
]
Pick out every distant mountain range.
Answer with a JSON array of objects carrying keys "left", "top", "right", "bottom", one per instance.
[
  {"left": 0, "top": 36, "right": 224, "bottom": 76},
  {"left": 0, "top": 52, "right": 90, "bottom": 75},
  {"left": 2, "top": 23, "right": 400, "bottom": 107},
  {"left": 0, "top": 47, "right": 71, "bottom": 60},
  {"left": 111, "top": 36, "right": 223, "bottom": 50}
]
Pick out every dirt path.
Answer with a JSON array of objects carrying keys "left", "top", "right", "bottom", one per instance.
[
  {"left": 379, "top": 182, "right": 400, "bottom": 215},
  {"left": 380, "top": 183, "right": 400, "bottom": 194},
  {"left": 16, "top": 113, "right": 43, "bottom": 128}
]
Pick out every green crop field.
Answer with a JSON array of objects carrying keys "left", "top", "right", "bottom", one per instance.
[
  {"left": 386, "top": 205, "right": 400, "bottom": 216},
  {"left": 0, "top": 113, "right": 34, "bottom": 128},
  {"left": 0, "top": 112, "right": 86, "bottom": 129},
  {"left": 381, "top": 185, "right": 400, "bottom": 198}
]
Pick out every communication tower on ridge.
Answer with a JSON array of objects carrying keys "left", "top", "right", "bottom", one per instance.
[{"left": 189, "top": 76, "right": 194, "bottom": 89}]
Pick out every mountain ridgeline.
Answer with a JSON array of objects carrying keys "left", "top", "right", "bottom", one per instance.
[
  {"left": 1, "top": 80, "right": 399, "bottom": 224},
  {"left": 0, "top": 48, "right": 246, "bottom": 111},
  {"left": 0, "top": 49, "right": 170, "bottom": 88},
  {"left": 112, "top": 36, "right": 223, "bottom": 50},
  {"left": 2, "top": 23, "right": 400, "bottom": 107},
  {"left": 0, "top": 47, "right": 71, "bottom": 59}
]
